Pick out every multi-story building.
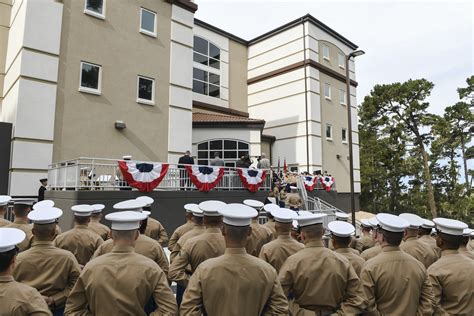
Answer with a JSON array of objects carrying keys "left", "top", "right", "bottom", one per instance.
[{"left": 0, "top": 0, "right": 360, "bottom": 205}]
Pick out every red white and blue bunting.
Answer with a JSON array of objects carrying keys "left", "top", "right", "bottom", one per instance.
[
  {"left": 237, "top": 168, "right": 267, "bottom": 193},
  {"left": 185, "top": 165, "right": 224, "bottom": 192},
  {"left": 118, "top": 160, "right": 169, "bottom": 192},
  {"left": 320, "top": 176, "right": 335, "bottom": 192},
  {"left": 304, "top": 176, "right": 317, "bottom": 191}
]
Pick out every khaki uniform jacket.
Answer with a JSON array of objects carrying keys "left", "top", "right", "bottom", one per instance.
[
  {"left": 400, "top": 236, "right": 439, "bottom": 268},
  {"left": 419, "top": 235, "right": 441, "bottom": 257},
  {"left": 87, "top": 221, "right": 110, "bottom": 241},
  {"left": 180, "top": 247, "right": 288, "bottom": 316},
  {"left": 145, "top": 217, "right": 169, "bottom": 247},
  {"left": 170, "top": 224, "right": 206, "bottom": 263},
  {"left": 259, "top": 234, "right": 304, "bottom": 272},
  {"left": 428, "top": 249, "right": 474, "bottom": 315},
  {"left": 64, "top": 246, "right": 177, "bottom": 315},
  {"left": 54, "top": 224, "right": 103, "bottom": 266},
  {"left": 286, "top": 193, "right": 302, "bottom": 209},
  {"left": 265, "top": 220, "right": 276, "bottom": 239},
  {"left": 168, "top": 220, "right": 193, "bottom": 252},
  {"left": 0, "top": 276, "right": 52, "bottom": 316},
  {"left": 360, "top": 245, "right": 435, "bottom": 315},
  {"left": 246, "top": 220, "right": 272, "bottom": 256},
  {"left": 279, "top": 240, "right": 367, "bottom": 314},
  {"left": 0, "top": 217, "right": 11, "bottom": 227},
  {"left": 335, "top": 247, "right": 365, "bottom": 276},
  {"left": 361, "top": 243, "right": 382, "bottom": 261},
  {"left": 355, "top": 234, "right": 375, "bottom": 253},
  {"left": 459, "top": 245, "right": 474, "bottom": 260},
  {"left": 6, "top": 220, "right": 33, "bottom": 252},
  {"left": 14, "top": 241, "right": 81, "bottom": 308},
  {"left": 169, "top": 227, "right": 225, "bottom": 287},
  {"left": 91, "top": 234, "right": 169, "bottom": 276}
]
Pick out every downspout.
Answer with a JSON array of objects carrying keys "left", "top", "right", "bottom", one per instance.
[{"left": 302, "top": 18, "right": 310, "bottom": 173}]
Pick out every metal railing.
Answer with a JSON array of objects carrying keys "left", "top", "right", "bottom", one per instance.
[{"left": 48, "top": 157, "right": 272, "bottom": 191}]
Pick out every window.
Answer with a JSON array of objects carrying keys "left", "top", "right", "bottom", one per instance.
[
  {"left": 193, "top": 36, "right": 220, "bottom": 70},
  {"left": 339, "top": 89, "right": 346, "bottom": 105},
  {"left": 84, "top": 0, "right": 105, "bottom": 19},
  {"left": 137, "top": 76, "right": 154, "bottom": 105},
  {"left": 322, "top": 45, "right": 330, "bottom": 60},
  {"left": 326, "top": 124, "right": 332, "bottom": 140},
  {"left": 342, "top": 128, "right": 347, "bottom": 143},
  {"left": 338, "top": 53, "right": 345, "bottom": 68},
  {"left": 140, "top": 8, "right": 157, "bottom": 37},
  {"left": 324, "top": 83, "right": 331, "bottom": 100},
  {"left": 79, "top": 62, "right": 101, "bottom": 94},
  {"left": 197, "top": 140, "right": 249, "bottom": 166},
  {"left": 193, "top": 68, "right": 220, "bottom": 98}
]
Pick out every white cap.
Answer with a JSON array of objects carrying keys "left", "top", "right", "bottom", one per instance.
[
  {"left": 199, "top": 200, "right": 226, "bottom": 217},
  {"left": 219, "top": 203, "right": 257, "bottom": 226},
  {"left": 0, "top": 228, "right": 26, "bottom": 252},
  {"left": 263, "top": 204, "right": 280, "bottom": 213},
  {"left": 71, "top": 204, "right": 94, "bottom": 217},
  {"left": 28, "top": 207, "right": 62, "bottom": 224},
  {"left": 243, "top": 199, "right": 264, "bottom": 209},
  {"left": 122, "top": 155, "right": 132, "bottom": 160},
  {"left": 399, "top": 213, "right": 423, "bottom": 229},
  {"left": 105, "top": 211, "right": 148, "bottom": 231},
  {"left": 136, "top": 196, "right": 154, "bottom": 207},
  {"left": 297, "top": 211, "right": 313, "bottom": 217},
  {"left": 91, "top": 204, "right": 105, "bottom": 214},
  {"left": 113, "top": 199, "right": 147, "bottom": 212},
  {"left": 376, "top": 213, "right": 409, "bottom": 232},
  {"left": 0, "top": 195, "right": 11, "bottom": 206},
  {"left": 335, "top": 212, "right": 349, "bottom": 220},
  {"left": 360, "top": 219, "right": 371, "bottom": 228},
  {"left": 192, "top": 208, "right": 204, "bottom": 217},
  {"left": 290, "top": 186, "right": 298, "bottom": 190},
  {"left": 421, "top": 219, "right": 435, "bottom": 229},
  {"left": 470, "top": 230, "right": 474, "bottom": 237},
  {"left": 462, "top": 228, "right": 472, "bottom": 237},
  {"left": 297, "top": 213, "right": 326, "bottom": 227},
  {"left": 433, "top": 218, "right": 468, "bottom": 236},
  {"left": 270, "top": 208, "right": 295, "bottom": 223},
  {"left": 13, "top": 198, "right": 35, "bottom": 206},
  {"left": 292, "top": 220, "right": 298, "bottom": 230},
  {"left": 368, "top": 217, "right": 379, "bottom": 228},
  {"left": 33, "top": 200, "right": 54, "bottom": 210},
  {"left": 141, "top": 210, "right": 151, "bottom": 217},
  {"left": 184, "top": 203, "right": 199, "bottom": 213},
  {"left": 328, "top": 221, "right": 355, "bottom": 237}
]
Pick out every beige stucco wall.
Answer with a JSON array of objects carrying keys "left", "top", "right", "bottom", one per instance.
[
  {"left": 53, "top": 0, "right": 172, "bottom": 162},
  {"left": 0, "top": 0, "right": 11, "bottom": 113},
  {"left": 318, "top": 40, "right": 346, "bottom": 77},
  {"left": 228, "top": 39, "right": 248, "bottom": 114}
]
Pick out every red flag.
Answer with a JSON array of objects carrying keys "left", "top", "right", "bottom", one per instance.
[
  {"left": 277, "top": 157, "right": 281, "bottom": 174},
  {"left": 283, "top": 158, "right": 287, "bottom": 173}
]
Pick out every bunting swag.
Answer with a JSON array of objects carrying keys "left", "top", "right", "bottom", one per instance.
[
  {"left": 185, "top": 165, "right": 224, "bottom": 192},
  {"left": 320, "top": 176, "right": 335, "bottom": 192},
  {"left": 304, "top": 176, "right": 316, "bottom": 191},
  {"left": 237, "top": 168, "right": 267, "bottom": 193},
  {"left": 118, "top": 160, "right": 169, "bottom": 192}
]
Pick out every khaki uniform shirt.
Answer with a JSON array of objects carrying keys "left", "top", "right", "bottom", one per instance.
[
  {"left": 246, "top": 220, "right": 272, "bottom": 256},
  {"left": 468, "top": 239, "right": 474, "bottom": 252},
  {"left": 335, "top": 247, "right": 365, "bottom": 276},
  {"left": 264, "top": 220, "right": 276, "bottom": 239},
  {"left": 286, "top": 193, "right": 302, "bottom": 209},
  {"left": 400, "top": 236, "right": 439, "bottom": 268},
  {"left": 279, "top": 240, "right": 367, "bottom": 314},
  {"left": 459, "top": 245, "right": 474, "bottom": 260},
  {"left": 145, "top": 217, "right": 169, "bottom": 247},
  {"left": 14, "top": 241, "right": 81, "bottom": 309},
  {"left": 91, "top": 234, "right": 169, "bottom": 276},
  {"left": 169, "top": 227, "right": 225, "bottom": 287},
  {"left": 428, "top": 249, "right": 474, "bottom": 315},
  {"left": 419, "top": 235, "right": 441, "bottom": 256},
  {"left": 7, "top": 220, "right": 33, "bottom": 252},
  {"left": 180, "top": 247, "right": 288, "bottom": 316},
  {"left": 360, "top": 245, "right": 435, "bottom": 315},
  {"left": 87, "top": 220, "right": 110, "bottom": 241},
  {"left": 0, "top": 217, "right": 11, "bottom": 227},
  {"left": 361, "top": 243, "right": 382, "bottom": 261},
  {"left": 54, "top": 224, "right": 103, "bottom": 266},
  {"left": 355, "top": 234, "right": 375, "bottom": 253},
  {"left": 64, "top": 246, "right": 177, "bottom": 315},
  {"left": 259, "top": 234, "right": 304, "bottom": 272},
  {"left": 0, "top": 276, "right": 52, "bottom": 316},
  {"left": 168, "top": 220, "right": 193, "bottom": 252},
  {"left": 170, "top": 224, "right": 206, "bottom": 263}
]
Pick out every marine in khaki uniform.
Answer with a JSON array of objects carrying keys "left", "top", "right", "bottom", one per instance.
[
  {"left": 32, "top": 200, "right": 62, "bottom": 237},
  {"left": 87, "top": 204, "right": 110, "bottom": 241},
  {"left": 137, "top": 196, "right": 169, "bottom": 247},
  {"left": 0, "top": 196, "right": 12, "bottom": 227},
  {"left": 168, "top": 204, "right": 197, "bottom": 252},
  {"left": 243, "top": 199, "right": 272, "bottom": 256},
  {"left": 327, "top": 212, "right": 357, "bottom": 250},
  {"left": 459, "top": 228, "right": 474, "bottom": 260},
  {"left": 259, "top": 208, "right": 304, "bottom": 272},
  {"left": 0, "top": 227, "right": 52, "bottom": 316},
  {"left": 7, "top": 199, "right": 36, "bottom": 252},
  {"left": 328, "top": 221, "right": 365, "bottom": 276},
  {"left": 169, "top": 200, "right": 226, "bottom": 287},
  {"left": 279, "top": 213, "right": 367, "bottom": 314},
  {"left": 14, "top": 207, "right": 81, "bottom": 315},
  {"left": 286, "top": 186, "right": 302, "bottom": 210},
  {"left": 360, "top": 217, "right": 382, "bottom": 261},
  {"left": 180, "top": 203, "right": 288, "bottom": 315},
  {"left": 64, "top": 209, "right": 177, "bottom": 315},
  {"left": 360, "top": 213, "right": 435, "bottom": 315},
  {"left": 170, "top": 208, "right": 206, "bottom": 263},
  {"left": 355, "top": 219, "right": 375, "bottom": 253},
  {"left": 54, "top": 205, "right": 103, "bottom": 266},
  {"left": 263, "top": 203, "right": 280, "bottom": 239},
  {"left": 417, "top": 218, "right": 441, "bottom": 257},
  {"left": 428, "top": 218, "right": 474, "bottom": 315}
]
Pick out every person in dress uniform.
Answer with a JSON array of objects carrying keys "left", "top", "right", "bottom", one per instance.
[
  {"left": 417, "top": 218, "right": 441, "bottom": 256},
  {"left": 263, "top": 203, "right": 280, "bottom": 239},
  {"left": 168, "top": 203, "right": 197, "bottom": 252},
  {"left": 359, "top": 213, "right": 435, "bottom": 315},
  {"left": 180, "top": 203, "right": 289, "bottom": 315},
  {"left": 54, "top": 205, "right": 103, "bottom": 266},
  {"left": 169, "top": 200, "right": 226, "bottom": 288},
  {"left": 14, "top": 207, "right": 81, "bottom": 316},
  {"left": 428, "top": 218, "right": 474, "bottom": 315},
  {"left": 279, "top": 213, "right": 366, "bottom": 315},
  {"left": 0, "top": 227, "right": 51, "bottom": 315},
  {"left": 33, "top": 200, "right": 62, "bottom": 237},
  {"left": 38, "top": 178, "right": 47, "bottom": 201},
  {"left": 0, "top": 196, "right": 11, "bottom": 227},
  {"left": 459, "top": 228, "right": 474, "bottom": 260},
  {"left": 399, "top": 213, "right": 439, "bottom": 268},
  {"left": 328, "top": 221, "right": 365, "bottom": 276},
  {"left": 354, "top": 218, "right": 375, "bottom": 253},
  {"left": 136, "top": 196, "right": 169, "bottom": 247},
  {"left": 7, "top": 199, "right": 35, "bottom": 252},
  {"left": 243, "top": 199, "right": 272, "bottom": 256},
  {"left": 64, "top": 209, "right": 177, "bottom": 315},
  {"left": 360, "top": 217, "right": 382, "bottom": 260},
  {"left": 87, "top": 204, "right": 110, "bottom": 241},
  {"left": 286, "top": 186, "right": 302, "bottom": 211},
  {"left": 327, "top": 212, "right": 356, "bottom": 250}
]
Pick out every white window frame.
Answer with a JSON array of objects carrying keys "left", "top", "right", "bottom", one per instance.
[
  {"left": 79, "top": 61, "right": 102, "bottom": 95},
  {"left": 326, "top": 124, "right": 333, "bottom": 141},
  {"left": 342, "top": 128, "right": 348, "bottom": 144},
  {"left": 338, "top": 53, "right": 345, "bottom": 69},
  {"left": 322, "top": 45, "right": 330, "bottom": 61},
  {"left": 139, "top": 7, "right": 157, "bottom": 38},
  {"left": 136, "top": 75, "right": 155, "bottom": 105},
  {"left": 324, "top": 83, "right": 331, "bottom": 100},
  {"left": 339, "top": 89, "right": 346, "bottom": 106},
  {"left": 84, "top": 0, "right": 106, "bottom": 20}
]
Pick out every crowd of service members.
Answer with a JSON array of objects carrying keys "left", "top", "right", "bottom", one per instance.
[{"left": 0, "top": 194, "right": 473, "bottom": 316}]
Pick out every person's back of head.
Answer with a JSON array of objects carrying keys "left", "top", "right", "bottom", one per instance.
[
  {"left": 13, "top": 205, "right": 29, "bottom": 218},
  {"left": 0, "top": 248, "right": 17, "bottom": 274},
  {"left": 111, "top": 229, "right": 139, "bottom": 247},
  {"left": 381, "top": 229, "right": 403, "bottom": 246},
  {"left": 332, "top": 235, "right": 351, "bottom": 249},
  {"left": 32, "top": 223, "right": 57, "bottom": 241},
  {"left": 222, "top": 224, "right": 251, "bottom": 247},
  {"left": 300, "top": 224, "right": 324, "bottom": 243},
  {"left": 75, "top": 216, "right": 90, "bottom": 226},
  {"left": 437, "top": 232, "right": 462, "bottom": 250}
]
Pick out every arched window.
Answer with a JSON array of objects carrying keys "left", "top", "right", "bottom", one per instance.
[
  {"left": 193, "top": 36, "right": 220, "bottom": 98},
  {"left": 193, "top": 36, "right": 220, "bottom": 69},
  {"left": 197, "top": 139, "right": 249, "bottom": 167}
]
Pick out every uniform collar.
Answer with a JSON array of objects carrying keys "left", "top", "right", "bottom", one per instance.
[
  {"left": 0, "top": 275, "right": 14, "bottom": 282},
  {"left": 381, "top": 245, "right": 400, "bottom": 252},
  {"left": 205, "top": 227, "right": 221, "bottom": 233},
  {"left": 111, "top": 245, "right": 134, "bottom": 253},
  {"left": 405, "top": 236, "right": 417, "bottom": 241},
  {"left": 277, "top": 234, "right": 292, "bottom": 240},
  {"left": 441, "top": 249, "right": 459, "bottom": 256},
  {"left": 193, "top": 224, "right": 205, "bottom": 229},
  {"left": 335, "top": 247, "right": 352, "bottom": 254},
  {"left": 225, "top": 247, "right": 247, "bottom": 255},
  {"left": 13, "top": 218, "right": 29, "bottom": 225},
  {"left": 74, "top": 224, "right": 89, "bottom": 229},
  {"left": 305, "top": 240, "right": 324, "bottom": 248},
  {"left": 31, "top": 240, "right": 54, "bottom": 247}
]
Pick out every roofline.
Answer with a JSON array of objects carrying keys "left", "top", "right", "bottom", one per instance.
[{"left": 194, "top": 19, "right": 248, "bottom": 45}]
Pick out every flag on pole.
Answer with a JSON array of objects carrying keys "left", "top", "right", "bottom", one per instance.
[
  {"left": 277, "top": 157, "right": 281, "bottom": 174},
  {"left": 283, "top": 158, "right": 287, "bottom": 173}
]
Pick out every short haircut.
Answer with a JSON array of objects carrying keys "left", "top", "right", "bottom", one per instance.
[
  {"left": 33, "top": 223, "right": 56, "bottom": 239},
  {"left": 193, "top": 216, "right": 204, "bottom": 224},
  {"left": 382, "top": 229, "right": 403, "bottom": 246},
  {"left": 0, "top": 247, "right": 18, "bottom": 273},
  {"left": 275, "top": 221, "right": 292, "bottom": 233},
  {"left": 111, "top": 229, "right": 137, "bottom": 241},
  {"left": 13, "top": 205, "right": 29, "bottom": 217},
  {"left": 332, "top": 235, "right": 351, "bottom": 247},
  {"left": 301, "top": 224, "right": 324, "bottom": 239},
  {"left": 224, "top": 224, "right": 250, "bottom": 243},
  {"left": 462, "top": 236, "right": 469, "bottom": 246},
  {"left": 361, "top": 226, "right": 372, "bottom": 233},
  {"left": 139, "top": 218, "right": 148, "bottom": 234},
  {"left": 143, "top": 206, "right": 152, "bottom": 212},
  {"left": 204, "top": 216, "right": 222, "bottom": 227},
  {"left": 438, "top": 232, "right": 462, "bottom": 249},
  {"left": 418, "top": 227, "right": 432, "bottom": 236},
  {"left": 266, "top": 212, "right": 274, "bottom": 219},
  {"left": 75, "top": 216, "right": 90, "bottom": 225}
]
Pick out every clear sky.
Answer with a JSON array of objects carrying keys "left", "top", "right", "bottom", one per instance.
[{"left": 194, "top": 0, "right": 473, "bottom": 115}]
